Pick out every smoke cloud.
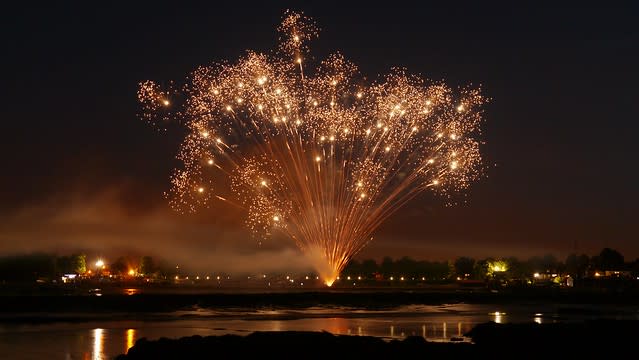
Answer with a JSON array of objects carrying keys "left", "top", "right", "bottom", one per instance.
[{"left": 0, "top": 187, "right": 314, "bottom": 274}]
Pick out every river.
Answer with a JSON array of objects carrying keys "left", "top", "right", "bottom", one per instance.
[{"left": 2, "top": 302, "right": 637, "bottom": 359}]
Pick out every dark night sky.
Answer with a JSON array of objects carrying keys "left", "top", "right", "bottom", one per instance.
[{"left": 1, "top": 2, "right": 638, "bottom": 267}]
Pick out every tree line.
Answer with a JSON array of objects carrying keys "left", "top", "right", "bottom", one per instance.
[
  {"left": 0, "top": 247, "right": 637, "bottom": 283},
  {"left": 0, "top": 253, "right": 162, "bottom": 282},
  {"left": 342, "top": 248, "right": 638, "bottom": 280}
]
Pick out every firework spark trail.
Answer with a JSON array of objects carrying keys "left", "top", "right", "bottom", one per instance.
[{"left": 138, "top": 10, "right": 487, "bottom": 286}]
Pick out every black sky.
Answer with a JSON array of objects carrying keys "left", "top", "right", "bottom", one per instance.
[{"left": 1, "top": 2, "right": 638, "bottom": 263}]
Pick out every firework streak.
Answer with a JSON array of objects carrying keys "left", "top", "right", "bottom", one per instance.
[{"left": 138, "top": 11, "right": 486, "bottom": 286}]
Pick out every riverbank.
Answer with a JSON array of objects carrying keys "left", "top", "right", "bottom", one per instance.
[{"left": 116, "top": 320, "right": 639, "bottom": 358}]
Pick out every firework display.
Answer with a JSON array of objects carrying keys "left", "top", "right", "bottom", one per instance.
[{"left": 139, "top": 11, "right": 486, "bottom": 286}]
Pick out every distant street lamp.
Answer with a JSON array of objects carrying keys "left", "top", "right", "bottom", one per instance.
[{"left": 95, "top": 259, "right": 104, "bottom": 268}]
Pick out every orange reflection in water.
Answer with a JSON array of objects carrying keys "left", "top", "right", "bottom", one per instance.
[
  {"left": 124, "top": 288, "right": 140, "bottom": 296},
  {"left": 418, "top": 322, "right": 472, "bottom": 340},
  {"left": 319, "top": 317, "right": 348, "bottom": 335},
  {"left": 126, "top": 329, "right": 136, "bottom": 353}
]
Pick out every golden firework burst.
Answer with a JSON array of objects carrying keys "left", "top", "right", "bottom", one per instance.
[{"left": 138, "top": 10, "right": 487, "bottom": 286}]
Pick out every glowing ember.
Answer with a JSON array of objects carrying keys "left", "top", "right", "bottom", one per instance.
[{"left": 138, "top": 11, "right": 486, "bottom": 286}]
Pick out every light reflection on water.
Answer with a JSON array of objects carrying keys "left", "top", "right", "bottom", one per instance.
[
  {"left": 489, "top": 311, "right": 505, "bottom": 324},
  {"left": 124, "top": 288, "right": 140, "bottom": 296},
  {"left": 126, "top": 329, "right": 136, "bottom": 353},
  {"left": 1, "top": 303, "right": 637, "bottom": 359},
  {"left": 381, "top": 321, "right": 473, "bottom": 341},
  {"left": 92, "top": 328, "right": 103, "bottom": 360},
  {"left": 0, "top": 318, "right": 482, "bottom": 359}
]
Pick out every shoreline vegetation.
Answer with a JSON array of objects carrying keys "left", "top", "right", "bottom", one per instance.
[
  {"left": 115, "top": 320, "right": 639, "bottom": 358},
  {"left": 2, "top": 248, "right": 636, "bottom": 291}
]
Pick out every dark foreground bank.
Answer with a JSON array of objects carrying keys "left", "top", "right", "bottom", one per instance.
[{"left": 116, "top": 320, "right": 639, "bottom": 358}]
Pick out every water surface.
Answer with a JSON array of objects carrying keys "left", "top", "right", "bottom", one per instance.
[{"left": 1, "top": 303, "right": 636, "bottom": 359}]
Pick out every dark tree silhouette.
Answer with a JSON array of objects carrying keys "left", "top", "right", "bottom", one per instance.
[
  {"left": 598, "top": 248, "right": 624, "bottom": 270},
  {"left": 111, "top": 257, "right": 129, "bottom": 275},
  {"left": 360, "top": 259, "right": 378, "bottom": 278},
  {"left": 565, "top": 253, "right": 590, "bottom": 278},
  {"left": 454, "top": 257, "right": 475, "bottom": 278},
  {"left": 140, "top": 256, "right": 156, "bottom": 275}
]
